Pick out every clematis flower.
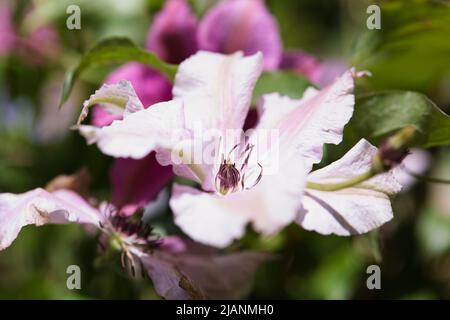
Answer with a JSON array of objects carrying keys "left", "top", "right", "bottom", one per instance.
[
  {"left": 0, "top": 184, "right": 270, "bottom": 299},
  {"left": 94, "top": 0, "right": 342, "bottom": 215},
  {"left": 75, "top": 50, "right": 401, "bottom": 248}
]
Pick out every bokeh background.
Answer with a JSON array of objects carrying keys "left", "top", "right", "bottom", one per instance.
[{"left": 1, "top": 0, "right": 450, "bottom": 299}]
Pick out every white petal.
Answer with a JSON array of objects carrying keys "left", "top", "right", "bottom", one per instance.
[
  {"left": 256, "top": 88, "right": 317, "bottom": 130},
  {"left": 299, "top": 188, "right": 395, "bottom": 236},
  {"left": 297, "top": 139, "right": 402, "bottom": 236},
  {"left": 76, "top": 80, "right": 144, "bottom": 125},
  {"left": 155, "top": 138, "right": 214, "bottom": 187},
  {"left": 244, "top": 148, "right": 307, "bottom": 235},
  {"left": 78, "top": 99, "right": 185, "bottom": 159},
  {"left": 258, "top": 69, "right": 360, "bottom": 171},
  {"left": 170, "top": 148, "right": 307, "bottom": 247},
  {"left": 173, "top": 51, "right": 263, "bottom": 131},
  {"left": 0, "top": 188, "right": 102, "bottom": 250},
  {"left": 170, "top": 184, "right": 251, "bottom": 248}
]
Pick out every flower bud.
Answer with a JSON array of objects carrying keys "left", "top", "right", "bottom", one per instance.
[{"left": 373, "top": 126, "right": 415, "bottom": 172}]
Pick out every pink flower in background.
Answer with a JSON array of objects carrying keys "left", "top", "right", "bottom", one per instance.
[
  {"left": 0, "top": 1, "right": 60, "bottom": 63},
  {"left": 281, "top": 51, "right": 321, "bottom": 81},
  {"left": 76, "top": 51, "right": 400, "bottom": 247},
  {"left": 20, "top": 24, "right": 61, "bottom": 65},
  {"left": 0, "top": 1, "right": 15, "bottom": 57},
  {"left": 197, "top": 0, "right": 281, "bottom": 69},
  {"left": 95, "top": 0, "right": 343, "bottom": 215},
  {"left": 394, "top": 148, "right": 432, "bottom": 191},
  {"left": 281, "top": 52, "right": 347, "bottom": 88},
  {"left": 146, "top": 0, "right": 198, "bottom": 64},
  {"left": 0, "top": 186, "right": 270, "bottom": 299}
]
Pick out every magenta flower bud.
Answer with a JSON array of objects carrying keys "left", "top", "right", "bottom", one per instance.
[
  {"left": 146, "top": 0, "right": 198, "bottom": 64},
  {"left": 198, "top": 0, "right": 282, "bottom": 69}
]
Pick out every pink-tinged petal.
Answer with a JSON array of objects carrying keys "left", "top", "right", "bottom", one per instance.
[
  {"left": 78, "top": 80, "right": 144, "bottom": 126},
  {"left": 262, "top": 69, "right": 360, "bottom": 171},
  {"left": 78, "top": 99, "right": 184, "bottom": 159},
  {"left": 394, "top": 148, "right": 431, "bottom": 191},
  {"left": 256, "top": 92, "right": 305, "bottom": 130},
  {"left": 140, "top": 250, "right": 270, "bottom": 299},
  {"left": 111, "top": 153, "right": 173, "bottom": 215},
  {"left": 92, "top": 63, "right": 172, "bottom": 127},
  {"left": 297, "top": 139, "right": 402, "bottom": 236},
  {"left": 146, "top": 0, "right": 198, "bottom": 64},
  {"left": 173, "top": 51, "right": 263, "bottom": 131},
  {"left": 280, "top": 51, "right": 321, "bottom": 82},
  {"left": 198, "top": 0, "right": 282, "bottom": 69},
  {"left": 0, "top": 2, "right": 15, "bottom": 56},
  {"left": 105, "top": 63, "right": 172, "bottom": 108},
  {"left": 170, "top": 147, "right": 307, "bottom": 247},
  {"left": 0, "top": 188, "right": 101, "bottom": 250}
]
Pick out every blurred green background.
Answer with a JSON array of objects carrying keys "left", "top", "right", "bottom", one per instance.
[{"left": 1, "top": 0, "right": 450, "bottom": 299}]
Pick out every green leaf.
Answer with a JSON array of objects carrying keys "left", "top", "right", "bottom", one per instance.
[
  {"left": 59, "top": 37, "right": 177, "bottom": 108},
  {"left": 352, "top": 0, "right": 450, "bottom": 91},
  {"left": 352, "top": 91, "right": 450, "bottom": 147},
  {"left": 252, "top": 71, "right": 312, "bottom": 103}
]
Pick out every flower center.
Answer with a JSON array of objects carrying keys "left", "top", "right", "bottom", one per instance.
[
  {"left": 99, "top": 206, "right": 160, "bottom": 276},
  {"left": 214, "top": 142, "right": 263, "bottom": 195},
  {"left": 215, "top": 162, "right": 241, "bottom": 195},
  {"left": 109, "top": 213, "right": 159, "bottom": 250}
]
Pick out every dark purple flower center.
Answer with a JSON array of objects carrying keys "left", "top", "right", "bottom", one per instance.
[
  {"left": 214, "top": 142, "right": 263, "bottom": 195},
  {"left": 99, "top": 206, "right": 161, "bottom": 277},
  {"left": 215, "top": 162, "right": 241, "bottom": 195}
]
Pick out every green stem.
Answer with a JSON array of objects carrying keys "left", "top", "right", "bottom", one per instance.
[{"left": 306, "top": 169, "right": 376, "bottom": 192}]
